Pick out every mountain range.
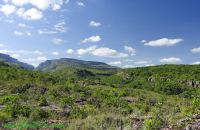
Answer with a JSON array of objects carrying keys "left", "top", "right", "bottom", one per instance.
[
  {"left": 0, "top": 53, "right": 118, "bottom": 72},
  {"left": 0, "top": 53, "right": 34, "bottom": 70}
]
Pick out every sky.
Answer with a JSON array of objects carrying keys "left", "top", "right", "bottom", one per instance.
[{"left": 0, "top": 0, "right": 200, "bottom": 68}]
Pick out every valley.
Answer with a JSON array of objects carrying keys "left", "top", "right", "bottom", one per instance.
[{"left": 0, "top": 53, "right": 199, "bottom": 129}]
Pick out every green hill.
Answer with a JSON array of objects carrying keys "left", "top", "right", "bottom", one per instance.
[
  {"left": 0, "top": 53, "right": 34, "bottom": 70},
  {"left": 36, "top": 58, "right": 119, "bottom": 72},
  {"left": 0, "top": 61, "right": 199, "bottom": 129}
]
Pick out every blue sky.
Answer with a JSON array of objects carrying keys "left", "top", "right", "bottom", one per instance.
[{"left": 0, "top": 0, "right": 200, "bottom": 67}]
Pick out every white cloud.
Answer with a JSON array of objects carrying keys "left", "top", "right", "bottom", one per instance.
[
  {"left": 0, "top": 4, "right": 16, "bottom": 16},
  {"left": 145, "top": 64, "right": 155, "bottom": 67},
  {"left": 18, "top": 23, "right": 32, "bottom": 28},
  {"left": 134, "top": 61, "right": 149, "bottom": 65},
  {"left": 82, "top": 35, "right": 101, "bottom": 43},
  {"left": 5, "top": 19, "right": 14, "bottom": 23},
  {"left": 0, "top": 49, "right": 44, "bottom": 55},
  {"left": 77, "top": 46, "right": 129, "bottom": 58},
  {"left": 77, "top": 46, "right": 96, "bottom": 55},
  {"left": 124, "top": 46, "right": 136, "bottom": 56},
  {"left": 108, "top": 61, "right": 122, "bottom": 66},
  {"left": 14, "top": 31, "right": 23, "bottom": 36},
  {"left": 92, "top": 47, "right": 128, "bottom": 58},
  {"left": 141, "top": 40, "right": 146, "bottom": 43},
  {"left": 160, "top": 57, "right": 181, "bottom": 63},
  {"left": 144, "top": 38, "right": 183, "bottom": 47},
  {"left": 76, "top": 1, "right": 85, "bottom": 7},
  {"left": 52, "top": 38, "right": 64, "bottom": 45},
  {"left": 16, "top": 8, "right": 43, "bottom": 20},
  {"left": 14, "top": 31, "right": 31, "bottom": 36},
  {"left": 191, "top": 47, "right": 200, "bottom": 53},
  {"left": 123, "top": 65, "right": 136, "bottom": 68},
  {"left": 22, "top": 58, "right": 36, "bottom": 62},
  {"left": 33, "top": 50, "right": 43, "bottom": 55},
  {"left": 52, "top": 51, "right": 59, "bottom": 56},
  {"left": 38, "top": 21, "right": 67, "bottom": 34},
  {"left": 0, "top": 49, "right": 11, "bottom": 54},
  {"left": 10, "top": 0, "right": 65, "bottom": 10},
  {"left": 0, "top": 44, "right": 4, "bottom": 47},
  {"left": 66, "top": 49, "right": 74, "bottom": 54},
  {"left": 54, "top": 21, "right": 67, "bottom": 32},
  {"left": 89, "top": 21, "right": 101, "bottom": 27},
  {"left": 11, "top": 54, "right": 20, "bottom": 58},
  {"left": 37, "top": 56, "right": 47, "bottom": 61},
  {"left": 192, "top": 61, "right": 200, "bottom": 65}
]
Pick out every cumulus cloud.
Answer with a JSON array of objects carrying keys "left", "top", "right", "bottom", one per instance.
[
  {"left": 0, "top": 49, "right": 44, "bottom": 56},
  {"left": 192, "top": 61, "right": 200, "bottom": 65},
  {"left": 52, "top": 51, "right": 59, "bottom": 56},
  {"left": 38, "top": 21, "right": 67, "bottom": 34},
  {"left": 77, "top": 46, "right": 128, "bottom": 58},
  {"left": 76, "top": 1, "right": 85, "bottom": 7},
  {"left": 16, "top": 8, "right": 43, "bottom": 20},
  {"left": 82, "top": 35, "right": 101, "bottom": 43},
  {"left": 134, "top": 61, "right": 149, "bottom": 65},
  {"left": 92, "top": 47, "right": 128, "bottom": 58},
  {"left": 160, "top": 57, "right": 181, "bottom": 63},
  {"left": 5, "top": 0, "right": 66, "bottom": 11},
  {"left": 77, "top": 46, "right": 96, "bottom": 55},
  {"left": 21, "top": 58, "right": 36, "bottom": 62},
  {"left": 124, "top": 46, "right": 136, "bottom": 56},
  {"left": 123, "top": 65, "right": 136, "bottom": 68},
  {"left": 52, "top": 38, "right": 64, "bottom": 45},
  {"left": 141, "top": 40, "right": 146, "bottom": 43},
  {"left": 14, "top": 31, "right": 31, "bottom": 36},
  {"left": 66, "top": 49, "right": 74, "bottom": 54},
  {"left": 89, "top": 21, "right": 101, "bottom": 27},
  {"left": 37, "top": 56, "right": 47, "bottom": 61},
  {"left": 18, "top": 23, "right": 33, "bottom": 28},
  {"left": 108, "top": 61, "right": 122, "bottom": 66},
  {"left": 0, "top": 44, "right": 4, "bottom": 47},
  {"left": 191, "top": 47, "right": 200, "bottom": 53},
  {"left": 0, "top": 4, "right": 16, "bottom": 16},
  {"left": 33, "top": 50, "right": 43, "bottom": 55},
  {"left": 0, "top": 0, "right": 67, "bottom": 20},
  {"left": 11, "top": 54, "right": 20, "bottom": 58},
  {"left": 144, "top": 38, "right": 183, "bottom": 47}
]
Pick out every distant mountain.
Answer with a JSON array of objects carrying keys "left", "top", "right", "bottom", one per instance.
[
  {"left": 36, "top": 58, "right": 119, "bottom": 72},
  {"left": 0, "top": 53, "right": 34, "bottom": 70}
]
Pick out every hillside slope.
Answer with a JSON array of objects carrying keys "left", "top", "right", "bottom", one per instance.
[
  {"left": 0, "top": 53, "right": 34, "bottom": 70},
  {"left": 0, "top": 62, "right": 199, "bottom": 129},
  {"left": 101, "top": 64, "right": 200, "bottom": 96},
  {"left": 36, "top": 58, "right": 119, "bottom": 72}
]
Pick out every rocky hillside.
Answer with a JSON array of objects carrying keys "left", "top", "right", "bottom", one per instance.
[
  {"left": 0, "top": 61, "right": 199, "bottom": 129},
  {"left": 0, "top": 53, "right": 34, "bottom": 70}
]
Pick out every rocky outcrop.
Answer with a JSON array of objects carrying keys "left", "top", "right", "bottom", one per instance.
[
  {"left": 177, "top": 114, "right": 200, "bottom": 130},
  {"left": 187, "top": 81, "right": 200, "bottom": 88},
  {"left": 185, "top": 120, "right": 200, "bottom": 130}
]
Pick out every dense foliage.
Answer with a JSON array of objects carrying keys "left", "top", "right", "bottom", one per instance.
[{"left": 0, "top": 61, "right": 199, "bottom": 129}]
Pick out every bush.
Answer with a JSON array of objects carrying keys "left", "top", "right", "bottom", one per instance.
[
  {"left": 143, "top": 115, "right": 164, "bottom": 130},
  {"left": 30, "top": 108, "right": 48, "bottom": 121},
  {"left": 38, "top": 96, "right": 48, "bottom": 106},
  {"left": 5, "top": 104, "right": 31, "bottom": 118}
]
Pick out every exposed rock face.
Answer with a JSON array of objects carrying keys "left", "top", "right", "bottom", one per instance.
[
  {"left": 147, "top": 77, "right": 156, "bottom": 82},
  {"left": 131, "top": 117, "right": 144, "bottom": 130},
  {"left": 185, "top": 120, "right": 200, "bottom": 130},
  {"left": 187, "top": 81, "right": 200, "bottom": 88}
]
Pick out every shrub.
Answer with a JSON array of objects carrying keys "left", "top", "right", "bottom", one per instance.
[
  {"left": 30, "top": 108, "right": 48, "bottom": 121},
  {"left": 143, "top": 115, "right": 164, "bottom": 130},
  {"left": 38, "top": 96, "right": 48, "bottom": 106}
]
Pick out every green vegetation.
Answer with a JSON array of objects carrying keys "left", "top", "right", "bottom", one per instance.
[{"left": 0, "top": 61, "right": 200, "bottom": 129}]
